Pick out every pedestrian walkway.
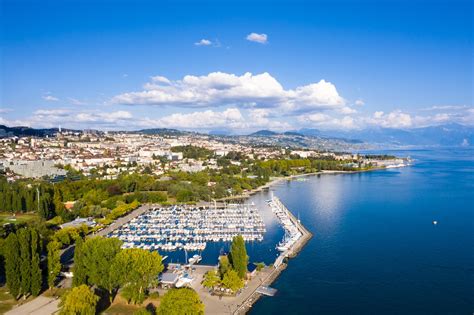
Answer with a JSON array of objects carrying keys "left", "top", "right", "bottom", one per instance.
[{"left": 5, "top": 296, "right": 59, "bottom": 315}]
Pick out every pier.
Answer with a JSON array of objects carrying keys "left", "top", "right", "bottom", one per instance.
[{"left": 229, "top": 196, "right": 312, "bottom": 315}]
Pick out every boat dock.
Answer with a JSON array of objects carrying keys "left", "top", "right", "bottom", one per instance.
[
  {"left": 256, "top": 286, "right": 277, "bottom": 296},
  {"left": 267, "top": 194, "right": 303, "bottom": 264}
]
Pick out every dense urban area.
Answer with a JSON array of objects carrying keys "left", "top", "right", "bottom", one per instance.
[{"left": 0, "top": 129, "right": 406, "bottom": 314}]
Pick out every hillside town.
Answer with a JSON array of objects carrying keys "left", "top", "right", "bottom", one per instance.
[{"left": 0, "top": 130, "right": 407, "bottom": 181}]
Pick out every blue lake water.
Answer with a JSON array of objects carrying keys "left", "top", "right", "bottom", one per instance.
[{"left": 248, "top": 148, "right": 474, "bottom": 314}]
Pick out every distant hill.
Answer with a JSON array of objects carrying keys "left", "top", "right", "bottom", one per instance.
[
  {"left": 0, "top": 125, "right": 61, "bottom": 138},
  {"left": 282, "top": 131, "right": 304, "bottom": 137},
  {"left": 249, "top": 130, "right": 279, "bottom": 136}
]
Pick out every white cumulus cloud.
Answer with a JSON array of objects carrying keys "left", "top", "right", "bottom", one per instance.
[
  {"left": 299, "top": 113, "right": 357, "bottom": 130},
  {"left": 111, "top": 72, "right": 345, "bottom": 113},
  {"left": 366, "top": 110, "right": 413, "bottom": 128},
  {"left": 195, "top": 39, "right": 212, "bottom": 46},
  {"left": 140, "top": 108, "right": 291, "bottom": 132},
  {"left": 337, "top": 106, "right": 357, "bottom": 115},
  {"left": 246, "top": 33, "right": 268, "bottom": 44}
]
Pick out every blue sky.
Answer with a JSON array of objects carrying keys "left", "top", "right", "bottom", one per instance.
[{"left": 1, "top": 0, "right": 472, "bottom": 132}]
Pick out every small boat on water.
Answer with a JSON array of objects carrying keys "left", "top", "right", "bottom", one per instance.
[{"left": 188, "top": 254, "right": 202, "bottom": 265}]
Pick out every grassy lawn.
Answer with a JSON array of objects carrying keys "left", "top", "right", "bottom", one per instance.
[
  {"left": 0, "top": 213, "right": 38, "bottom": 225},
  {"left": 102, "top": 294, "right": 160, "bottom": 315},
  {"left": 0, "top": 286, "right": 17, "bottom": 314},
  {"left": 103, "top": 303, "right": 141, "bottom": 314}
]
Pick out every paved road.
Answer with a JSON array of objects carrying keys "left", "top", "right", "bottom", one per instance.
[
  {"left": 92, "top": 204, "right": 154, "bottom": 238},
  {"left": 5, "top": 296, "right": 60, "bottom": 315}
]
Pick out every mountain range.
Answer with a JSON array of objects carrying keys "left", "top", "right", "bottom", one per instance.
[
  {"left": 1, "top": 123, "right": 472, "bottom": 147},
  {"left": 294, "top": 123, "right": 473, "bottom": 146}
]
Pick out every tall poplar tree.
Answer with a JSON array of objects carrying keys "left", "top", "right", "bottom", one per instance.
[
  {"left": 18, "top": 228, "right": 32, "bottom": 297},
  {"left": 5, "top": 233, "right": 21, "bottom": 298},
  {"left": 47, "top": 240, "right": 62, "bottom": 289},
  {"left": 229, "top": 235, "right": 248, "bottom": 279},
  {"left": 72, "top": 237, "right": 87, "bottom": 286},
  {"left": 30, "top": 229, "right": 42, "bottom": 296}
]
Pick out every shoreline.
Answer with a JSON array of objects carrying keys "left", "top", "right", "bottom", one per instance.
[{"left": 217, "top": 166, "right": 395, "bottom": 203}]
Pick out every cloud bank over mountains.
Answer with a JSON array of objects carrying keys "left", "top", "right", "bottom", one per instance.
[{"left": 1, "top": 71, "right": 472, "bottom": 132}]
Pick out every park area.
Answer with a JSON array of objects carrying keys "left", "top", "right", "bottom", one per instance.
[{"left": 0, "top": 213, "right": 38, "bottom": 225}]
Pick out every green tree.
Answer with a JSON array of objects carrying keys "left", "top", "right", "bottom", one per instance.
[
  {"left": 47, "top": 240, "right": 62, "bottom": 289},
  {"left": 72, "top": 237, "right": 86, "bottom": 286},
  {"left": 59, "top": 285, "right": 99, "bottom": 315},
  {"left": 53, "top": 185, "right": 64, "bottom": 207},
  {"left": 73, "top": 237, "right": 122, "bottom": 294},
  {"left": 157, "top": 288, "right": 204, "bottom": 315},
  {"left": 229, "top": 235, "right": 248, "bottom": 279},
  {"left": 221, "top": 269, "right": 244, "bottom": 292},
  {"left": 218, "top": 255, "right": 231, "bottom": 277},
  {"left": 202, "top": 270, "right": 220, "bottom": 289},
  {"left": 30, "top": 229, "right": 42, "bottom": 296},
  {"left": 18, "top": 228, "right": 32, "bottom": 297},
  {"left": 5, "top": 232, "right": 21, "bottom": 298},
  {"left": 111, "top": 248, "right": 164, "bottom": 304}
]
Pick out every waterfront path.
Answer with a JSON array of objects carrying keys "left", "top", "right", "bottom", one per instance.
[
  {"left": 190, "top": 266, "right": 274, "bottom": 315},
  {"left": 5, "top": 296, "right": 59, "bottom": 315}
]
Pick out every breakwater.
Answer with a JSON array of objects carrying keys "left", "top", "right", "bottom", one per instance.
[{"left": 233, "top": 196, "right": 312, "bottom": 315}]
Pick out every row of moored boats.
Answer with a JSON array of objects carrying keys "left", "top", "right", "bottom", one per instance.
[
  {"left": 108, "top": 204, "right": 266, "bottom": 251},
  {"left": 267, "top": 196, "right": 302, "bottom": 252}
]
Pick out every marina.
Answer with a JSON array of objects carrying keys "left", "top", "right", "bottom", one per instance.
[
  {"left": 107, "top": 203, "right": 266, "bottom": 253},
  {"left": 101, "top": 188, "right": 312, "bottom": 314}
]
